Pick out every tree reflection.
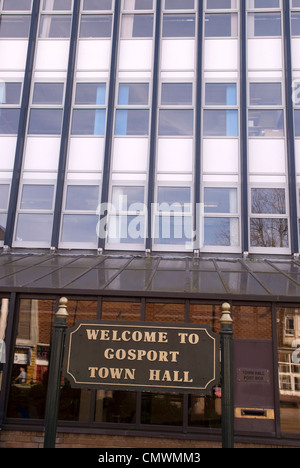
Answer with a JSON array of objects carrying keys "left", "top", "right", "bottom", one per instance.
[{"left": 250, "top": 188, "right": 288, "bottom": 248}]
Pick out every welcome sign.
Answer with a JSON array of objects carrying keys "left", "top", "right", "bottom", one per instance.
[{"left": 63, "top": 321, "right": 220, "bottom": 395}]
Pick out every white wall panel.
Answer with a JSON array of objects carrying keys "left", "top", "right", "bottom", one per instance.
[
  {"left": 67, "top": 137, "right": 104, "bottom": 172},
  {"left": 157, "top": 139, "right": 193, "bottom": 173},
  {"left": 248, "top": 39, "right": 282, "bottom": 70},
  {"left": 202, "top": 139, "right": 239, "bottom": 173},
  {"left": 161, "top": 40, "right": 195, "bottom": 71},
  {"left": 0, "top": 137, "right": 17, "bottom": 170},
  {"left": 118, "top": 40, "right": 153, "bottom": 70},
  {"left": 24, "top": 137, "right": 61, "bottom": 171},
  {"left": 112, "top": 138, "right": 148, "bottom": 172},
  {"left": 35, "top": 41, "right": 70, "bottom": 71},
  {"left": 77, "top": 40, "right": 111, "bottom": 71},
  {"left": 204, "top": 40, "right": 238, "bottom": 71},
  {"left": 249, "top": 139, "right": 286, "bottom": 174},
  {"left": 0, "top": 41, "right": 28, "bottom": 71}
]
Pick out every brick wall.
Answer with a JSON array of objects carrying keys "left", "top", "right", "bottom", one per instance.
[{"left": 0, "top": 429, "right": 295, "bottom": 448}]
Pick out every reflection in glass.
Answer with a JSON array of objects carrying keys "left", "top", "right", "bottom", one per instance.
[
  {"left": 6, "top": 299, "right": 97, "bottom": 421},
  {"left": 277, "top": 307, "right": 300, "bottom": 434}
]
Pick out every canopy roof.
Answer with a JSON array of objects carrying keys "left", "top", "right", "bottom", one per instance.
[{"left": 0, "top": 250, "right": 300, "bottom": 302}]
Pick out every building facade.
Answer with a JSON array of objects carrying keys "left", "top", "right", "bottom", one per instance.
[{"left": 0, "top": 0, "right": 300, "bottom": 448}]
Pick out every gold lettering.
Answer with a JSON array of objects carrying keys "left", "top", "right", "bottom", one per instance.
[{"left": 86, "top": 329, "right": 99, "bottom": 340}]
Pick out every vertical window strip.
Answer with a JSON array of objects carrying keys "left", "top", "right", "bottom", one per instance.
[
  {"left": 50, "top": 0, "right": 81, "bottom": 249},
  {"left": 98, "top": 0, "right": 121, "bottom": 251},
  {"left": 4, "top": 0, "right": 39, "bottom": 248}
]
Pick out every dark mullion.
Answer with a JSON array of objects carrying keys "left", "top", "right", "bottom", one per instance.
[
  {"left": 240, "top": 0, "right": 249, "bottom": 254},
  {"left": 146, "top": 0, "right": 162, "bottom": 252},
  {"left": 194, "top": 0, "right": 204, "bottom": 252},
  {"left": 98, "top": 0, "right": 121, "bottom": 251},
  {"left": 283, "top": 0, "right": 299, "bottom": 254}
]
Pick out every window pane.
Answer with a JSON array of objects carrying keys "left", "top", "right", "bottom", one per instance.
[
  {"left": 203, "top": 109, "right": 238, "bottom": 137},
  {"left": 3, "top": 0, "right": 32, "bottom": 10},
  {"left": 32, "top": 83, "right": 64, "bottom": 105},
  {"left": 118, "top": 83, "right": 149, "bottom": 105},
  {"left": 162, "top": 14, "right": 195, "bottom": 37},
  {"left": 0, "top": 185, "right": 10, "bottom": 210},
  {"left": 42, "top": 0, "right": 73, "bottom": 10},
  {"left": 249, "top": 83, "right": 282, "bottom": 106},
  {"left": 205, "top": 83, "right": 236, "bottom": 106},
  {"left": 157, "top": 187, "right": 191, "bottom": 212},
  {"left": 108, "top": 215, "right": 145, "bottom": 244},
  {"left": 61, "top": 214, "right": 98, "bottom": 242},
  {"left": 205, "top": 13, "right": 238, "bottom": 38},
  {"left": 39, "top": 15, "right": 72, "bottom": 38},
  {"left": 248, "top": 13, "right": 282, "bottom": 37},
  {"left": 204, "top": 218, "right": 239, "bottom": 247},
  {"left": 250, "top": 218, "right": 289, "bottom": 248},
  {"left": 65, "top": 185, "right": 99, "bottom": 211},
  {"left": 154, "top": 215, "right": 192, "bottom": 245},
  {"left": 204, "top": 188, "right": 237, "bottom": 214},
  {"left": 112, "top": 186, "right": 145, "bottom": 211},
  {"left": 0, "top": 16, "right": 31, "bottom": 37},
  {"left": 158, "top": 110, "right": 193, "bottom": 136},
  {"left": 251, "top": 188, "right": 286, "bottom": 215},
  {"left": 82, "top": 0, "right": 112, "bottom": 9},
  {"left": 115, "top": 109, "right": 149, "bottom": 135},
  {"left": 15, "top": 214, "right": 53, "bottom": 242},
  {"left": 248, "top": 110, "right": 284, "bottom": 137},
  {"left": 71, "top": 109, "right": 106, "bottom": 135},
  {"left": 28, "top": 109, "right": 63, "bottom": 135},
  {"left": 75, "top": 83, "right": 106, "bottom": 105},
  {"left": 0, "top": 82, "right": 22, "bottom": 105},
  {"left": 161, "top": 83, "right": 193, "bottom": 105},
  {"left": 0, "top": 109, "right": 20, "bottom": 134},
  {"left": 20, "top": 185, "right": 54, "bottom": 210},
  {"left": 79, "top": 15, "right": 112, "bottom": 37},
  {"left": 121, "top": 14, "right": 154, "bottom": 38}
]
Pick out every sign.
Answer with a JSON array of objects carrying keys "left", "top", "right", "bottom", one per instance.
[
  {"left": 237, "top": 368, "right": 270, "bottom": 384},
  {"left": 63, "top": 321, "right": 220, "bottom": 395}
]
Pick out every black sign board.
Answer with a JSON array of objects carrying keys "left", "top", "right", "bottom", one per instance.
[{"left": 63, "top": 321, "right": 220, "bottom": 395}]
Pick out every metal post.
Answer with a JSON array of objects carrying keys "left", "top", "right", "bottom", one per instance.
[
  {"left": 220, "top": 302, "right": 234, "bottom": 448},
  {"left": 44, "top": 297, "right": 68, "bottom": 449}
]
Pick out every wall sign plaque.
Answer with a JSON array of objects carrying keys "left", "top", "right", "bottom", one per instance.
[{"left": 63, "top": 321, "right": 220, "bottom": 395}]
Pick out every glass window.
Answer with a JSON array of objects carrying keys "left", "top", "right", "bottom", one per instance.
[
  {"left": 79, "top": 15, "right": 112, "bottom": 37},
  {"left": 15, "top": 213, "right": 54, "bottom": 242},
  {"left": 205, "top": 83, "right": 237, "bottom": 106},
  {"left": 0, "top": 185, "right": 10, "bottom": 211},
  {"left": 32, "top": 83, "right": 64, "bottom": 105},
  {"left": 6, "top": 299, "right": 97, "bottom": 421},
  {"left": 121, "top": 14, "right": 154, "bottom": 37},
  {"left": 205, "top": 13, "right": 238, "bottom": 37},
  {"left": 42, "top": 0, "right": 73, "bottom": 10},
  {"left": 82, "top": 0, "right": 112, "bottom": 9},
  {"left": 117, "top": 83, "right": 149, "bottom": 105},
  {"left": 71, "top": 109, "right": 106, "bottom": 135},
  {"left": 0, "top": 109, "right": 20, "bottom": 134},
  {"left": 203, "top": 188, "right": 239, "bottom": 248},
  {"left": 249, "top": 82, "right": 282, "bottom": 106},
  {"left": 250, "top": 188, "right": 289, "bottom": 249},
  {"left": 248, "top": 13, "right": 282, "bottom": 37},
  {"left": 123, "top": 0, "right": 153, "bottom": 9},
  {"left": 108, "top": 186, "right": 145, "bottom": 245},
  {"left": 162, "top": 14, "right": 195, "bottom": 37},
  {"left": 161, "top": 83, "right": 193, "bottom": 105},
  {"left": 277, "top": 307, "right": 300, "bottom": 434},
  {"left": 39, "top": 15, "right": 72, "bottom": 38},
  {"left": 154, "top": 187, "right": 192, "bottom": 246},
  {"left": 203, "top": 109, "right": 238, "bottom": 137},
  {"left": 3, "top": 0, "right": 32, "bottom": 10},
  {"left": 74, "top": 83, "right": 106, "bottom": 105},
  {"left": 158, "top": 109, "right": 194, "bottom": 136},
  {"left": 65, "top": 185, "right": 99, "bottom": 211},
  {"left": 0, "top": 82, "right": 22, "bottom": 105},
  {"left": 165, "top": 0, "right": 194, "bottom": 9},
  {"left": 28, "top": 108, "right": 63, "bottom": 135},
  {"left": 61, "top": 214, "right": 99, "bottom": 243},
  {"left": 115, "top": 109, "right": 149, "bottom": 135},
  {"left": 20, "top": 185, "right": 54, "bottom": 210},
  {"left": 0, "top": 15, "right": 31, "bottom": 37},
  {"left": 248, "top": 109, "right": 284, "bottom": 137}
]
